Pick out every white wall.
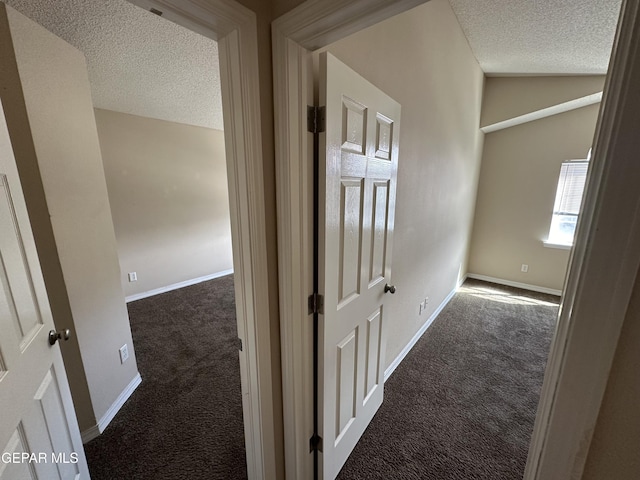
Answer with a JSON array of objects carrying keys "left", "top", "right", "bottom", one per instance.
[
  {"left": 94, "top": 109, "right": 233, "bottom": 298},
  {"left": 320, "top": 0, "right": 485, "bottom": 368},
  {"left": 0, "top": 5, "right": 139, "bottom": 431}
]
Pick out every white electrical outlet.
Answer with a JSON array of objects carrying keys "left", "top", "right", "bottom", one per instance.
[
  {"left": 128, "top": 272, "right": 137, "bottom": 282},
  {"left": 119, "top": 344, "right": 129, "bottom": 364},
  {"left": 521, "top": 264, "right": 529, "bottom": 273},
  {"left": 419, "top": 297, "right": 429, "bottom": 315}
]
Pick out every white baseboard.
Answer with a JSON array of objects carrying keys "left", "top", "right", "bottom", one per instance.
[
  {"left": 80, "top": 425, "right": 100, "bottom": 444},
  {"left": 384, "top": 285, "right": 458, "bottom": 382},
  {"left": 125, "top": 270, "right": 234, "bottom": 303},
  {"left": 81, "top": 373, "right": 142, "bottom": 444},
  {"left": 466, "top": 273, "right": 562, "bottom": 296}
]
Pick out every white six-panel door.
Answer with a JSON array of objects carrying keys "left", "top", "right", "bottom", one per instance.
[
  {"left": 319, "top": 52, "right": 401, "bottom": 480},
  {"left": 0, "top": 101, "right": 89, "bottom": 479}
]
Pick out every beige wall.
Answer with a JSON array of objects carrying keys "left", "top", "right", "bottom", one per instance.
[
  {"left": 469, "top": 100, "right": 600, "bottom": 291},
  {"left": 582, "top": 266, "right": 640, "bottom": 479},
  {"left": 583, "top": 269, "right": 640, "bottom": 478},
  {"left": 94, "top": 109, "right": 233, "bottom": 298},
  {"left": 321, "top": 0, "right": 485, "bottom": 368},
  {"left": 0, "top": 5, "right": 139, "bottom": 430},
  {"left": 481, "top": 76, "right": 605, "bottom": 128}
]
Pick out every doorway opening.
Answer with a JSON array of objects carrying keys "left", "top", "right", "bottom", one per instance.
[
  {"left": 3, "top": 0, "right": 246, "bottom": 477},
  {"left": 273, "top": 0, "right": 631, "bottom": 479},
  {"left": 0, "top": 0, "right": 276, "bottom": 477}
]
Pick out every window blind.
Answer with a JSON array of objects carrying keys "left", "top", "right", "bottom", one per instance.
[{"left": 553, "top": 161, "right": 589, "bottom": 215}]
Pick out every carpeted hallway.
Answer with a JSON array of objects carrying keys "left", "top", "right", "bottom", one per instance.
[
  {"left": 337, "top": 279, "right": 558, "bottom": 479},
  {"left": 83, "top": 276, "right": 557, "bottom": 479}
]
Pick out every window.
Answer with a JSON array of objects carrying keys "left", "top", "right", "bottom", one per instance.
[{"left": 545, "top": 154, "right": 590, "bottom": 248}]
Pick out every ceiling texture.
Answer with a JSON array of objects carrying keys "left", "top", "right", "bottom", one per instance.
[
  {"left": 448, "top": 0, "right": 622, "bottom": 75},
  {"left": 1, "top": 0, "right": 623, "bottom": 130},
  {"left": 2, "top": 0, "right": 224, "bottom": 130}
]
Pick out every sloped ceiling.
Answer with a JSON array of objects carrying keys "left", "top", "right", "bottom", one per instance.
[
  {"left": 2, "top": 0, "right": 224, "bottom": 130},
  {"left": 448, "top": 0, "right": 622, "bottom": 75}
]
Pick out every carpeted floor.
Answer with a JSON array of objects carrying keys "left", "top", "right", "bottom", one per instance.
[
  {"left": 336, "top": 279, "right": 559, "bottom": 480},
  {"left": 84, "top": 274, "right": 247, "bottom": 480},
  {"left": 83, "top": 277, "right": 557, "bottom": 480}
]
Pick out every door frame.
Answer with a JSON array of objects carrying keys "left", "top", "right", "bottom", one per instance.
[
  {"left": 125, "top": 1, "right": 276, "bottom": 478},
  {"left": 273, "top": 0, "right": 640, "bottom": 479}
]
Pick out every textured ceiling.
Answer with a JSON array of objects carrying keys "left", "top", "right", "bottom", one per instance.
[
  {"left": 3, "top": 0, "right": 223, "bottom": 130},
  {"left": 448, "top": 0, "right": 622, "bottom": 75},
  {"left": 2, "top": 0, "right": 623, "bottom": 130}
]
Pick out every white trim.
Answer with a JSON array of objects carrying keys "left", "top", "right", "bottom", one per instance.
[
  {"left": 384, "top": 286, "right": 458, "bottom": 382},
  {"left": 481, "top": 92, "right": 603, "bottom": 133},
  {"left": 276, "top": 0, "right": 427, "bottom": 50},
  {"left": 271, "top": 33, "right": 314, "bottom": 480},
  {"left": 542, "top": 240, "right": 572, "bottom": 251},
  {"left": 125, "top": 270, "right": 234, "bottom": 303},
  {"left": 467, "top": 273, "right": 563, "bottom": 297},
  {"left": 80, "top": 425, "right": 100, "bottom": 445},
  {"left": 124, "top": 2, "right": 274, "bottom": 478},
  {"left": 98, "top": 373, "right": 142, "bottom": 433},
  {"left": 81, "top": 373, "right": 142, "bottom": 444}
]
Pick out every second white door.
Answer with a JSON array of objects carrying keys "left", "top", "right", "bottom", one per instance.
[
  {"left": 319, "top": 52, "right": 401, "bottom": 480},
  {"left": 0, "top": 98, "right": 89, "bottom": 480}
]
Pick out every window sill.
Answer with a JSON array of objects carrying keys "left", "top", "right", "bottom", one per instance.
[{"left": 543, "top": 240, "right": 573, "bottom": 250}]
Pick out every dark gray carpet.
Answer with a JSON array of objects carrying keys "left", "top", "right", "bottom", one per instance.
[
  {"left": 83, "top": 274, "right": 247, "bottom": 480},
  {"left": 84, "top": 277, "right": 556, "bottom": 479},
  {"left": 337, "top": 279, "right": 559, "bottom": 480}
]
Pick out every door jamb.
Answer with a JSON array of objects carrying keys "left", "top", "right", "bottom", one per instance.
[
  {"left": 273, "top": 0, "right": 640, "bottom": 478},
  {"left": 126, "top": 1, "right": 277, "bottom": 478}
]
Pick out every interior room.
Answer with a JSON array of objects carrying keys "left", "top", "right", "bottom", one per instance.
[
  {"left": 0, "top": 0, "right": 246, "bottom": 477},
  {"left": 305, "top": 1, "right": 611, "bottom": 477},
  {"left": 1, "top": 0, "right": 636, "bottom": 479}
]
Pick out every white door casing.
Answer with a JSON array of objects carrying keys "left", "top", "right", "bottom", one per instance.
[
  {"left": 319, "top": 52, "right": 400, "bottom": 479},
  {"left": 0, "top": 101, "right": 89, "bottom": 479}
]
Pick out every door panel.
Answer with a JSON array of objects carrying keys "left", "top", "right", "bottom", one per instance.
[
  {"left": 338, "top": 179, "right": 364, "bottom": 306},
  {"left": 1, "top": 427, "right": 36, "bottom": 480},
  {"left": 369, "top": 181, "right": 389, "bottom": 285},
  {"left": 0, "top": 176, "right": 44, "bottom": 353},
  {"left": 335, "top": 328, "right": 358, "bottom": 441},
  {"left": 319, "top": 52, "right": 401, "bottom": 480},
  {"left": 364, "top": 307, "right": 382, "bottom": 404},
  {"left": 0, "top": 101, "right": 89, "bottom": 479}
]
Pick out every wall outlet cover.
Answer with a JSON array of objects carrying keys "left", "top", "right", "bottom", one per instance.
[{"left": 119, "top": 344, "right": 129, "bottom": 364}]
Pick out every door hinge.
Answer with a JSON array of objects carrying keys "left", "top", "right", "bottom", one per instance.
[
  {"left": 308, "top": 292, "right": 324, "bottom": 315},
  {"left": 307, "top": 105, "right": 326, "bottom": 134},
  {"left": 310, "top": 433, "right": 323, "bottom": 453},
  {"left": 237, "top": 337, "right": 243, "bottom": 352}
]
